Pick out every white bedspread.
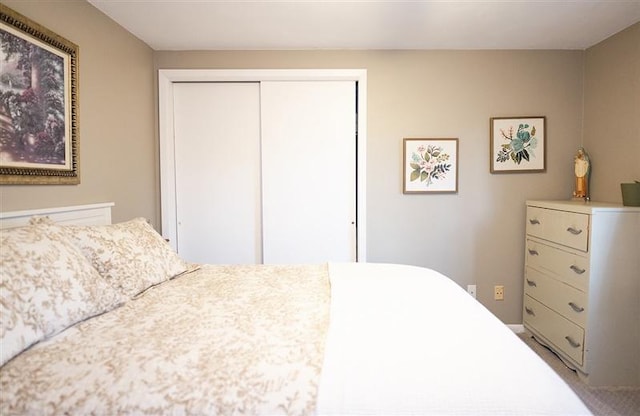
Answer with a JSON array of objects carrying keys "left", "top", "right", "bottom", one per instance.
[{"left": 317, "top": 262, "right": 591, "bottom": 415}]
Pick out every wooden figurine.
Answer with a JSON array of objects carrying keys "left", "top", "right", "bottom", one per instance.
[{"left": 573, "top": 147, "right": 590, "bottom": 200}]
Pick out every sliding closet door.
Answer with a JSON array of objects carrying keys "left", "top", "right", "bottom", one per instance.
[
  {"left": 261, "top": 81, "right": 356, "bottom": 263},
  {"left": 173, "top": 82, "right": 262, "bottom": 264}
]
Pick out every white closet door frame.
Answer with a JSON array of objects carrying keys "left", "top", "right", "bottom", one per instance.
[{"left": 158, "top": 69, "right": 367, "bottom": 262}]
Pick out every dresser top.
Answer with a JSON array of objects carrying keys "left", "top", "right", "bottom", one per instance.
[{"left": 527, "top": 199, "right": 640, "bottom": 214}]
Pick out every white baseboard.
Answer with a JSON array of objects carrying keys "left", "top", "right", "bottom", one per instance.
[{"left": 507, "top": 324, "right": 525, "bottom": 334}]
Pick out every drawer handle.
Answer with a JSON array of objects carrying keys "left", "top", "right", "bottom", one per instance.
[
  {"left": 527, "top": 249, "right": 539, "bottom": 256},
  {"left": 565, "top": 336, "right": 581, "bottom": 349},
  {"left": 526, "top": 278, "right": 537, "bottom": 287},
  {"left": 568, "top": 302, "right": 585, "bottom": 313},
  {"left": 566, "top": 227, "right": 583, "bottom": 235},
  {"left": 569, "top": 265, "right": 586, "bottom": 274},
  {"left": 529, "top": 218, "right": 541, "bottom": 225},
  {"left": 524, "top": 306, "right": 535, "bottom": 316}
]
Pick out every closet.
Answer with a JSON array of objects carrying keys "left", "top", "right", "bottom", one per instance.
[
  {"left": 159, "top": 70, "right": 366, "bottom": 265},
  {"left": 173, "top": 82, "right": 262, "bottom": 264}
]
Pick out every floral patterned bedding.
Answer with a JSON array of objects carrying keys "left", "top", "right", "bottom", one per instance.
[{"left": 0, "top": 264, "right": 330, "bottom": 415}]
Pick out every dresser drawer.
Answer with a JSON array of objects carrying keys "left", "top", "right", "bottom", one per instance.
[
  {"left": 525, "top": 239, "right": 589, "bottom": 292},
  {"left": 523, "top": 295, "right": 584, "bottom": 365},
  {"left": 526, "top": 206, "right": 589, "bottom": 251},
  {"left": 524, "top": 267, "right": 587, "bottom": 327}
]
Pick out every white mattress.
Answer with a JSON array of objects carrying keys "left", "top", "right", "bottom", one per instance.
[{"left": 317, "top": 262, "right": 591, "bottom": 415}]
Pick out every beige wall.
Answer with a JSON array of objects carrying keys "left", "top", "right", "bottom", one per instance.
[
  {"left": 155, "top": 50, "right": 584, "bottom": 323},
  {"left": 583, "top": 22, "right": 640, "bottom": 202},
  {"left": 5, "top": 1, "right": 635, "bottom": 324},
  {"left": 0, "top": 0, "right": 157, "bottom": 224}
]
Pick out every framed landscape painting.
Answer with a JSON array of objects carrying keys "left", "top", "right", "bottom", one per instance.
[
  {"left": 490, "top": 116, "right": 545, "bottom": 173},
  {"left": 0, "top": 5, "right": 79, "bottom": 184},
  {"left": 403, "top": 138, "right": 458, "bottom": 194}
]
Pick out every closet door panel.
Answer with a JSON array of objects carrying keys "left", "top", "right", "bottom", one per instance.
[
  {"left": 173, "top": 82, "right": 262, "bottom": 264},
  {"left": 261, "top": 81, "right": 356, "bottom": 263}
]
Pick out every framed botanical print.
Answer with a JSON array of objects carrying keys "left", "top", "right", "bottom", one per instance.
[
  {"left": 490, "top": 116, "right": 545, "bottom": 173},
  {"left": 403, "top": 138, "right": 458, "bottom": 194}
]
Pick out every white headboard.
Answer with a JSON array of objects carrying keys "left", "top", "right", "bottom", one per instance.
[{"left": 0, "top": 202, "right": 114, "bottom": 230}]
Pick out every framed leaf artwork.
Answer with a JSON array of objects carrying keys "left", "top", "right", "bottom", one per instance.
[
  {"left": 403, "top": 138, "right": 458, "bottom": 194},
  {"left": 490, "top": 116, "right": 546, "bottom": 173}
]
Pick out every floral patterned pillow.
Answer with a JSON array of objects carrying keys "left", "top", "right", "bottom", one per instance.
[
  {"left": 0, "top": 224, "right": 123, "bottom": 366},
  {"left": 60, "top": 218, "right": 189, "bottom": 299}
]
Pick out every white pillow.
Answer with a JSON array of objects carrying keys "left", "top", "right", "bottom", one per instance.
[
  {"left": 0, "top": 224, "right": 123, "bottom": 366},
  {"left": 60, "top": 218, "right": 189, "bottom": 298}
]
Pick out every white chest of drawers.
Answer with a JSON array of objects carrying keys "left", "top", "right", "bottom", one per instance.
[{"left": 523, "top": 200, "right": 640, "bottom": 387}]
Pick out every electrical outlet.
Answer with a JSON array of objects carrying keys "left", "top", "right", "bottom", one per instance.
[
  {"left": 467, "top": 285, "right": 477, "bottom": 299},
  {"left": 494, "top": 285, "right": 504, "bottom": 301}
]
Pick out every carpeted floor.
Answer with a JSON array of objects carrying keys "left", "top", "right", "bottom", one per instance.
[{"left": 518, "top": 332, "right": 640, "bottom": 416}]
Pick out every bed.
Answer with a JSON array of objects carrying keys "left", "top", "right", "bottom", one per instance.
[{"left": 0, "top": 203, "right": 591, "bottom": 415}]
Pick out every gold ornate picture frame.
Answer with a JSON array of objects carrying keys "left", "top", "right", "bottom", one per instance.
[{"left": 0, "top": 5, "right": 79, "bottom": 184}]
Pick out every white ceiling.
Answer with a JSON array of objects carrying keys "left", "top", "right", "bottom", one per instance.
[{"left": 87, "top": 0, "right": 640, "bottom": 51}]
